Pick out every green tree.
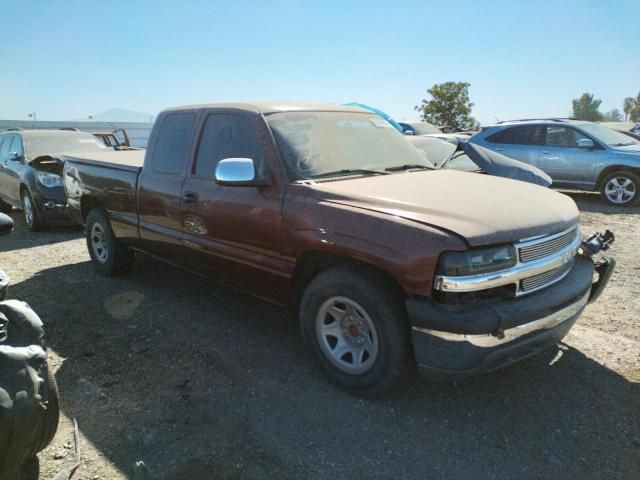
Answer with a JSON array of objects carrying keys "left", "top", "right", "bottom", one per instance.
[
  {"left": 414, "top": 81, "right": 475, "bottom": 130},
  {"left": 623, "top": 93, "right": 640, "bottom": 122},
  {"left": 602, "top": 109, "right": 623, "bottom": 122},
  {"left": 571, "top": 93, "right": 603, "bottom": 121}
]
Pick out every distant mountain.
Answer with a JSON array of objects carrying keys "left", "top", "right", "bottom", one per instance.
[{"left": 78, "top": 108, "right": 154, "bottom": 123}]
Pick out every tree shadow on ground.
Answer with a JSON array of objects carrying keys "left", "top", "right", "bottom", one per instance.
[{"left": 8, "top": 256, "right": 640, "bottom": 479}]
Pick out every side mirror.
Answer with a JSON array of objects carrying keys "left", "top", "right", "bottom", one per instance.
[
  {"left": 0, "top": 213, "right": 13, "bottom": 236},
  {"left": 577, "top": 138, "right": 594, "bottom": 149},
  {"left": 7, "top": 152, "right": 20, "bottom": 161},
  {"left": 403, "top": 130, "right": 415, "bottom": 136},
  {"left": 215, "top": 158, "right": 268, "bottom": 186}
]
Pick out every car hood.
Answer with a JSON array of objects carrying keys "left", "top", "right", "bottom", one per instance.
[{"left": 307, "top": 170, "right": 579, "bottom": 246}]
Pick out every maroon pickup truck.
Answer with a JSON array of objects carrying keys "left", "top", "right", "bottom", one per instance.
[{"left": 63, "top": 103, "right": 615, "bottom": 395}]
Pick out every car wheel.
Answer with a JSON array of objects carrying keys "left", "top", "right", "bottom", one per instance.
[
  {"left": 600, "top": 171, "right": 639, "bottom": 206},
  {"left": 0, "top": 199, "right": 11, "bottom": 214},
  {"left": 21, "top": 190, "right": 42, "bottom": 231},
  {"left": 85, "top": 208, "right": 134, "bottom": 276},
  {"left": 299, "top": 264, "right": 411, "bottom": 396}
]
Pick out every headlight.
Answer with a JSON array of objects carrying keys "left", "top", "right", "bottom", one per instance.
[
  {"left": 37, "top": 172, "right": 63, "bottom": 188},
  {"left": 438, "top": 245, "right": 517, "bottom": 276}
]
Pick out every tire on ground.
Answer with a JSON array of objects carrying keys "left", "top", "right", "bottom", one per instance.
[
  {"left": 21, "top": 190, "right": 42, "bottom": 231},
  {"left": 599, "top": 170, "right": 639, "bottom": 206},
  {"left": 85, "top": 208, "right": 134, "bottom": 276},
  {"left": 299, "top": 263, "right": 411, "bottom": 397}
]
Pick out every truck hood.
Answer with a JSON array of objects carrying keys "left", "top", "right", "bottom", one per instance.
[{"left": 307, "top": 170, "right": 579, "bottom": 246}]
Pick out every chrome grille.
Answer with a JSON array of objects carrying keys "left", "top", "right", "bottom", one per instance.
[
  {"left": 520, "top": 261, "right": 573, "bottom": 293},
  {"left": 518, "top": 228, "right": 579, "bottom": 263}
]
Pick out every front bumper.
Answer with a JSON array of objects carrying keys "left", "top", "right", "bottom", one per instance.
[
  {"left": 407, "top": 255, "right": 614, "bottom": 378},
  {"left": 32, "top": 187, "right": 74, "bottom": 224}
]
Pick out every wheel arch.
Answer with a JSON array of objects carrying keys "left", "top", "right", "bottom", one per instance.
[
  {"left": 596, "top": 165, "right": 640, "bottom": 190},
  {"left": 80, "top": 195, "right": 106, "bottom": 222},
  {"left": 291, "top": 250, "right": 405, "bottom": 311}
]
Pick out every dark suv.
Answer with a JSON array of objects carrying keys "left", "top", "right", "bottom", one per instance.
[
  {"left": 0, "top": 129, "right": 109, "bottom": 230},
  {"left": 470, "top": 119, "right": 640, "bottom": 206}
]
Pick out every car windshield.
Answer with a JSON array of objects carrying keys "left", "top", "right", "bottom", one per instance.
[
  {"left": 266, "top": 111, "right": 434, "bottom": 180},
  {"left": 25, "top": 133, "right": 109, "bottom": 160},
  {"left": 578, "top": 123, "right": 640, "bottom": 147}
]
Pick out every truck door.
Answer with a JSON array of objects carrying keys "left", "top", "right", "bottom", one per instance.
[
  {"left": 137, "top": 111, "right": 197, "bottom": 259},
  {"left": 179, "top": 111, "right": 289, "bottom": 304}
]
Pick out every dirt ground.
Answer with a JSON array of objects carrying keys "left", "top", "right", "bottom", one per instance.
[{"left": 1, "top": 191, "right": 638, "bottom": 479}]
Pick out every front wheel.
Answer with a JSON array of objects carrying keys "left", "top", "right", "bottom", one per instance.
[
  {"left": 21, "top": 190, "right": 42, "bottom": 231},
  {"left": 85, "top": 208, "right": 134, "bottom": 275},
  {"left": 299, "top": 264, "right": 411, "bottom": 397},
  {"left": 600, "top": 171, "right": 639, "bottom": 206}
]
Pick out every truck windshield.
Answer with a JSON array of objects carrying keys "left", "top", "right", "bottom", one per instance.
[
  {"left": 25, "top": 133, "right": 109, "bottom": 160},
  {"left": 266, "top": 111, "right": 434, "bottom": 180}
]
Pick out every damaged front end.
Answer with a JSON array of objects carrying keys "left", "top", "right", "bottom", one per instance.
[
  {"left": 406, "top": 228, "right": 617, "bottom": 378},
  {"left": 580, "top": 230, "right": 616, "bottom": 303}
]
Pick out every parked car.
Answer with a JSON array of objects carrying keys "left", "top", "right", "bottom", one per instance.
[
  {"left": 469, "top": 119, "right": 640, "bottom": 206},
  {"left": 63, "top": 103, "right": 614, "bottom": 395},
  {"left": 407, "top": 136, "right": 552, "bottom": 186},
  {"left": 398, "top": 121, "right": 441, "bottom": 136},
  {"left": 92, "top": 128, "right": 140, "bottom": 150},
  {"left": 0, "top": 129, "right": 110, "bottom": 230}
]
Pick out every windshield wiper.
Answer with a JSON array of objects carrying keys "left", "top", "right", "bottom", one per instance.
[
  {"left": 610, "top": 142, "right": 635, "bottom": 147},
  {"left": 385, "top": 164, "right": 434, "bottom": 172},
  {"left": 309, "top": 168, "right": 390, "bottom": 179}
]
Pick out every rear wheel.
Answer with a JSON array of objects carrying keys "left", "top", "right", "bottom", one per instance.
[
  {"left": 21, "top": 190, "right": 42, "bottom": 231},
  {"left": 299, "top": 264, "right": 411, "bottom": 396},
  {"left": 85, "top": 208, "right": 134, "bottom": 275},
  {"left": 600, "top": 171, "right": 639, "bottom": 206}
]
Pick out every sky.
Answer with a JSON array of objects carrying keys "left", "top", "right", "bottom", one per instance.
[{"left": 1, "top": 0, "right": 639, "bottom": 124}]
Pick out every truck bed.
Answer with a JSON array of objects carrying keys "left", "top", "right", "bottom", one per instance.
[{"left": 62, "top": 150, "right": 145, "bottom": 172}]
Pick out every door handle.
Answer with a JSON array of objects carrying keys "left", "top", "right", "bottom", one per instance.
[
  {"left": 495, "top": 148, "right": 503, "bottom": 152},
  {"left": 182, "top": 192, "right": 199, "bottom": 206},
  {"left": 541, "top": 151, "right": 550, "bottom": 154}
]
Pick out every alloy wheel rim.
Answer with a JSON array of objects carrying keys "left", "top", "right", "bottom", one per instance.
[
  {"left": 90, "top": 223, "right": 109, "bottom": 263},
  {"left": 22, "top": 194, "right": 33, "bottom": 226},
  {"left": 605, "top": 177, "right": 636, "bottom": 204},
  {"left": 315, "top": 296, "right": 379, "bottom": 375}
]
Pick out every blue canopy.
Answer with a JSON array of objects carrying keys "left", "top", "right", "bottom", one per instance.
[
  {"left": 460, "top": 142, "right": 552, "bottom": 187},
  {"left": 343, "top": 102, "right": 404, "bottom": 133}
]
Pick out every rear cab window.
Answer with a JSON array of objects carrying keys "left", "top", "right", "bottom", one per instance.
[{"left": 150, "top": 113, "right": 196, "bottom": 174}]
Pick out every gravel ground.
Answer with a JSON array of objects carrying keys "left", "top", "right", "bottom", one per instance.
[{"left": 1, "top": 191, "right": 638, "bottom": 480}]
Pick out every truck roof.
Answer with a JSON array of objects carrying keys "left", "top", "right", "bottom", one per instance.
[
  {"left": 162, "top": 102, "right": 370, "bottom": 115},
  {"left": 63, "top": 150, "right": 145, "bottom": 171}
]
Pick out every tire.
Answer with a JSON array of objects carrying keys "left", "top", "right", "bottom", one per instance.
[
  {"left": 85, "top": 208, "right": 134, "bottom": 275},
  {"left": 600, "top": 171, "right": 639, "bottom": 206},
  {"left": 21, "top": 190, "right": 42, "bottom": 231},
  {"left": 299, "top": 264, "right": 411, "bottom": 396},
  {"left": 0, "top": 199, "right": 11, "bottom": 214},
  {"left": 37, "top": 365, "right": 60, "bottom": 452}
]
